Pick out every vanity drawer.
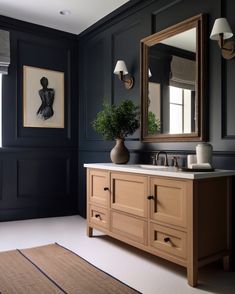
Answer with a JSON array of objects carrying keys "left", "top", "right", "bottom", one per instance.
[
  {"left": 88, "top": 169, "right": 110, "bottom": 207},
  {"left": 149, "top": 222, "right": 187, "bottom": 259},
  {"left": 89, "top": 205, "right": 109, "bottom": 230},
  {"left": 149, "top": 177, "right": 187, "bottom": 228},
  {"left": 111, "top": 211, "right": 147, "bottom": 245}
]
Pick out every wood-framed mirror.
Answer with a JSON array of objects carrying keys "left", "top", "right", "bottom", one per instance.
[{"left": 140, "top": 14, "right": 207, "bottom": 142}]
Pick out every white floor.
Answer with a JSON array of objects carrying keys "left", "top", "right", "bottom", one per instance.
[{"left": 0, "top": 215, "right": 234, "bottom": 294}]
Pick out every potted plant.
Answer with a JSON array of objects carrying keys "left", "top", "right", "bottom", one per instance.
[{"left": 92, "top": 100, "right": 139, "bottom": 164}]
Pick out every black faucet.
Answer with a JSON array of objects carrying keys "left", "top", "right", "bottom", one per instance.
[{"left": 156, "top": 151, "right": 169, "bottom": 166}]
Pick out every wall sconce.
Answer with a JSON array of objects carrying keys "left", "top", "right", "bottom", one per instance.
[
  {"left": 113, "top": 60, "right": 134, "bottom": 90},
  {"left": 210, "top": 17, "right": 235, "bottom": 60}
]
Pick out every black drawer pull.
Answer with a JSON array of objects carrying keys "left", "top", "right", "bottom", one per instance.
[
  {"left": 147, "top": 195, "right": 154, "bottom": 200},
  {"left": 95, "top": 214, "right": 101, "bottom": 219},
  {"left": 104, "top": 187, "right": 109, "bottom": 191},
  {"left": 164, "top": 237, "right": 170, "bottom": 243}
]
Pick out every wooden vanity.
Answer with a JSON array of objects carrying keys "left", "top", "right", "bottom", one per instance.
[{"left": 84, "top": 163, "right": 234, "bottom": 287}]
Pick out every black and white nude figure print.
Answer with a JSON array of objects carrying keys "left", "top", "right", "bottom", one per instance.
[{"left": 37, "top": 76, "right": 55, "bottom": 120}]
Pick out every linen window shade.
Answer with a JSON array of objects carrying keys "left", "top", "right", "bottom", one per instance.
[
  {"left": 170, "top": 55, "right": 195, "bottom": 91},
  {"left": 0, "top": 29, "right": 10, "bottom": 74}
]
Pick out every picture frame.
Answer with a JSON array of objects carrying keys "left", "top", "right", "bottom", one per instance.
[{"left": 23, "top": 65, "right": 64, "bottom": 128}]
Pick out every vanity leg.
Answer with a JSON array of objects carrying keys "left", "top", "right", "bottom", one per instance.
[
  {"left": 223, "top": 255, "right": 231, "bottom": 271},
  {"left": 187, "top": 184, "right": 198, "bottom": 287},
  {"left": 87, "top": 226, "right": 93, "bottom": 237},
  {"left": 187, "top": 265, "right": 198, "bottom": 287}
]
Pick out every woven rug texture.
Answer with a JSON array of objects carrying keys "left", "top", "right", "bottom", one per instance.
[{"left": 0, "top": 243, "right": 140, "bottom": 294}]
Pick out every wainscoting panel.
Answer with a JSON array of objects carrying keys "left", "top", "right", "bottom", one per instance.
[
  {"left": 82, "top": 34, "right": 107, "bottom": 141},
  {"left": 151, "top": 0, "right": 183, "bottom": 32},
  {"left": 17, "top": 40, "right": 72, "bottom": 142},
  {"left": 0, "top": 149, "right": 77, "bottom": 221},
  {"left": 2, "top": 23, "right": 78, "bottom": 147},
  {"left": 111, "top": 20, "right": 141, "bottom": 106},
  {"left": 17, "top": 158, "right": 70, "bottom": 199},
  {"left": 79, "top": 7, "right": 151, "bottom": 145}
]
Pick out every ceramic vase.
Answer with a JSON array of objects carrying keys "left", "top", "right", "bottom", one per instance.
[
  {"left": 110, "top": 138, "right": 130, "bottom": 164},
  {"left": 196, "top": 142, "right": 213, "bottom": 164}
]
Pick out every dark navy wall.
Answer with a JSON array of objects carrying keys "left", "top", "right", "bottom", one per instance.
[
  {"left": 0, "top": 16, "right": 78, "bottom": 221},
  {"left": 78, "top": 0, "right": 235, "bottom": 266}
]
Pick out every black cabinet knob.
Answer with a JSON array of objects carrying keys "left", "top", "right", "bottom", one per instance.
[
  {"left": 104, "top": 187, "right": 109, "bottom": 191},
  {"left": 147, "top": 195, "right": 154, "bottom": 200},
  {"left": 164, "top": 237, "right": 170, "bottom": 243},
  {"left": 95, "top": 214, "right": 101, "bottom": 219}
]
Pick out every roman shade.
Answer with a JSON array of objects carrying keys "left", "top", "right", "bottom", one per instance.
[
  {"left": 0, "top": 29, "right": 10, "bottom": 74},
  {"left": 170, "top": 55, "right": 195, "bottom": 91}
]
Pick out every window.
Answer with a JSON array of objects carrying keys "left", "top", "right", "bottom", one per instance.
[{"left": 169, "top": 86, "right": 194, "bottom": 134}]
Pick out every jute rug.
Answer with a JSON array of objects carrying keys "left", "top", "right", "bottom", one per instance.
[{"left": 0, "top": 243, "right": 140, "bottom": 294}]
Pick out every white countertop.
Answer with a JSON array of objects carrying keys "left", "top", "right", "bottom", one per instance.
[{"left": 84, "top": 163, "right": 235, "bottom": 179}]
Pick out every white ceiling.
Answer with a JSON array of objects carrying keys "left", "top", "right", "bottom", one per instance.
[{"left": 0, "top": 0, "right": 129, "bottom": 34}]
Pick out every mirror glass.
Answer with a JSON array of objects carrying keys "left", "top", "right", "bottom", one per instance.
[{"left": 141, "top": 14, "right": 206, "bottom": 142}]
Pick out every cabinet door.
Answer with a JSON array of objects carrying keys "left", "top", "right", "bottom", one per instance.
[
  {"left": 111, "top": 172, "right": 148, "bottom": 217},
  {"left": 88, "top": 169, "right": 109, "bottom": 207},
  {"left": 149, "top": 177, "right": 187, "bottom": 228}
]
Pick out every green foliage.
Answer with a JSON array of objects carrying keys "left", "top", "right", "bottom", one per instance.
[
  {"left": 148, "top": 111, "right": 161, "bottom": 135},
  {"left": 92, "top": 100, "right": 140, "bottom": 140}
]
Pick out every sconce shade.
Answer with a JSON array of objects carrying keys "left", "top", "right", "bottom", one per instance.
[
  {"left": 148, "top": 68, "right": 152, "bottom": 78},
  {"left": 113, "top": 59, "right": 134, "bottom": 89},
  {"left": 113, "top": 60, "right": 128, "bottom": 75},
  {"left": 210, "top": 18, "right": 233, "bottom": 40}
]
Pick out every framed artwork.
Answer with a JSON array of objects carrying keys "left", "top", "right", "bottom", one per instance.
[{"left": 23, "top": 65, "right": 64, "bottom": 128}]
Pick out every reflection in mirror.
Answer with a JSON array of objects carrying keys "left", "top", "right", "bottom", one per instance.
[
  {"left": 141, "top": 14, "right": 207, "bottom": 142},
  {"left": 148, "top": 28, "right": 196, "bottom": 135}
]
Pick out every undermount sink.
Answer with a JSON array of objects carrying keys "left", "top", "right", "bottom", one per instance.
[{"left": 138, "top": 165, "right": 178, "bottom": 171}]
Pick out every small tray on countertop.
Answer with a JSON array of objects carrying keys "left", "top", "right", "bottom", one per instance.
[{"left": 179, "top": 167, "right": 215, "bottom": 172}]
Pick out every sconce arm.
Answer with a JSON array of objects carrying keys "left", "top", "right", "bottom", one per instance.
[
  {"left": 218, "top": 33, "right": 224, "bottom": 48},
  {"left": 118, "top": 71, "right": 134, "bottom": 89},
  {"left": 219, "top": 39, "right": 235, "bottom": 59}
]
